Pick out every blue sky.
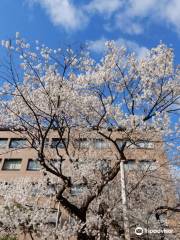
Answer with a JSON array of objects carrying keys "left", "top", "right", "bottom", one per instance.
[
  {"left": 0, "top": 0, "right": 180, "bottom": 62},
  {"left": 0, "top": 0, "right": 179, "bottom": 169}
]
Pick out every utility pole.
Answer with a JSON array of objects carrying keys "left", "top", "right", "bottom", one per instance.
[
  {"left": 56, "top": 201, "right": 61, "bottom": 228},
  {"left": 120, "top": 160, "right": 130, "bottom": 240}
]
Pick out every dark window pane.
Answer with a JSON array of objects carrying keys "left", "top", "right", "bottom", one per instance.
[
  {"left": 116, "top": 139, "right": 123, "bottom": 148},
  {"left": 51, "top": 138, "right": 66, "bottom": 149},
  {"left": 27, "top": 159, "right": 41, "bottom": 171},
  {"left": 124, "top": 160, "right": 136, "bottom": 171},
  {"left": 0, "top": 138, "right": 8, "bottom": 149},
  {"left": 139, "top": 159, "right": 156, "bottom": 170},
  {"left": 75, "top": 138, "right": 90, "bottom": 149},
  {"left": 94, "top": 139, "right": 109, "bottom": 149},
  {"left": 116, "top": 139, "right": 132, "bottom": 149},
  {"left": 130, "top": 141, "right": 154, "bottom": 149},
  {"left": 9, "top": 139, "right": 28, "bottom": 149},
  {"left": 2, "top": 159, "right": 22, "bottom": 170},
  {"left": 71, "top": 184, "right": 86, "bottom": 196},
  {"left": 32, "top": 138, "right": 49, "bottom": 148}
]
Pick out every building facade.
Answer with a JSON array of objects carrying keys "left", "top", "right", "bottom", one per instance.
[
  {"left": 0, "top": 128, "right": 179, "bottom": 239},
  {"left": 0, "top": 128, "right": 173, "bottom": 182}
]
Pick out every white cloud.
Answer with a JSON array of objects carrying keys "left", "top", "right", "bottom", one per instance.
[
  {"left": 29, "top": 0, "right": 88, "bottom": 31},
  {"left": 86, "top": 0, "right": 122, "bottom": 16},
  {"left": 113, "top": 0, "right": 160, "bottom": 34},
  {"left": 27, "top": 0, "right": 180, "bottom": 35},
  {"left": 127, "top": 0, "right": 158, "bottom": 17},
  {"left": 114, "top": 0, "right": 180, "bottom": 35},
  {"left": 115, "top": 15, "right": 143, "bottom": 35},
  {"left": 117, "top": 38, "right": 149, "bottom": 59},
  {"left": 164, "top": 0, "right": 180, "bottom": 34},
  {"left": 88, "top": 37, "right": 149, "bottom": 59},
  {"left": 88, "top": 38, "right": 107, "bottom": 53}
]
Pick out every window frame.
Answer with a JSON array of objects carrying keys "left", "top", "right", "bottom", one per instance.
[
  {"left": 0, "top": 138, "right": 8, "bottom": 149},
  {"left": 51, "top": 138, "right": 67, "bottom": 149},
  {"left": 93, "top": 139, "right": 109, "bottom": 149},
  {"left": 124, "top": 159, "right": 136, "bottom": 171},
  {"left": 139, "top": 159, "right": 157, "bottom": 171},
  {"left": 32, "top": 138, "right": 49, "bottom": 148},
  {"left": 75, "top": 138, "right": 90, "bottom": 149},
  {"left": 27, "top": 159, "right": 41, "bottom": 171},
  {"left": 133, "top": 140, "right": 155, "bottom": 149},
  {"left": 9, "top": 138, "right": 28, "bottom": 149},
  {"left": 2, "top": 158, "right": 22, "bottom": 171},
  {"left": 70, "top": 184, "right": 87, "bottom": 196}
]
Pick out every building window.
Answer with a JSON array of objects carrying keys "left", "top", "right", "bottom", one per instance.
[
  {"left": 9, "top": 138, "right": 28, "bottom": 149},
  {"left": 76, "top": 138, "right": 109, "bottom": 149},
  {"left": 124, "top": 140, "right": 155, "bottom": 149},
  {"left": 124, "top": 160, "right": 136, "bottom": 171},
  {"left": 93, "top": 139, "right": 109, "bottom": 149},
  {"left": 137, "top": 141, "right": 154, "bottom": 149},
  {"left": 44, "top": 138, "right": 49, "bottom": 148},
  {"left": 2, "top": 159, "right": 22, "bottom": 170},
  {"left": 0, "top": 138, "right": 8, "bottom": 149},
  {"left": 51, "top": 138, "right": 66, "bottom": 149},
  {"left": 116, "top": 139, "right": 132, "bottom": 149},
  {"left": 139, "top": 159, "right": 157, "bottom": 171},
  {"left": 32, "top": 138, "right": 49, "bottom": 148},
  {"left": 116, "top": 139, "right": 124, "bottom": 148},
  {"left": 76, "top": 138, "right": 90, "bottom": 149},
  {"left": 126, "top": 141, "right": 136, "bottom": 148},
  {"left": 27, "top": 159, "right": 41, "bottom": 171},
  {"left": 130, "top": 140, "right": 154, "bottom": 149},
  {"left": 70, "top": 184, "right": 86, "bottom": 196}
]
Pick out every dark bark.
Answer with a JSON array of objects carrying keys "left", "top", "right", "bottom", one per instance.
[
  {"left": 77, "top": 231, "right": 95, "bottom": 240},
  {"left": 99, "top": 224, "right": 108, "bottom": 240}
]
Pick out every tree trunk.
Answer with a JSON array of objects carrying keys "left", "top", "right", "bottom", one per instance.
[
  {"left": 120, "top": 160, "right": 130, "bottom": 240},
  {"left": 77, "top": 220, "right": 96, "bottom": 240},
  {"left": 77, "top": 231, "right": 95, "bottom": 240},
  {"left": 99, "top": 223, "right": 108, "bottom": 240},
  {"left": 56, "top": 201, "right": 61, "bottom": 228}
]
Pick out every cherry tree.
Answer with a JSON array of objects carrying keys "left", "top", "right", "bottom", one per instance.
[
  {"left": 74, "top": 40, "right": 180, "bottom": 239},
  {"left": 0, "top": 34, "right": 179, "bottom": 240}
]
